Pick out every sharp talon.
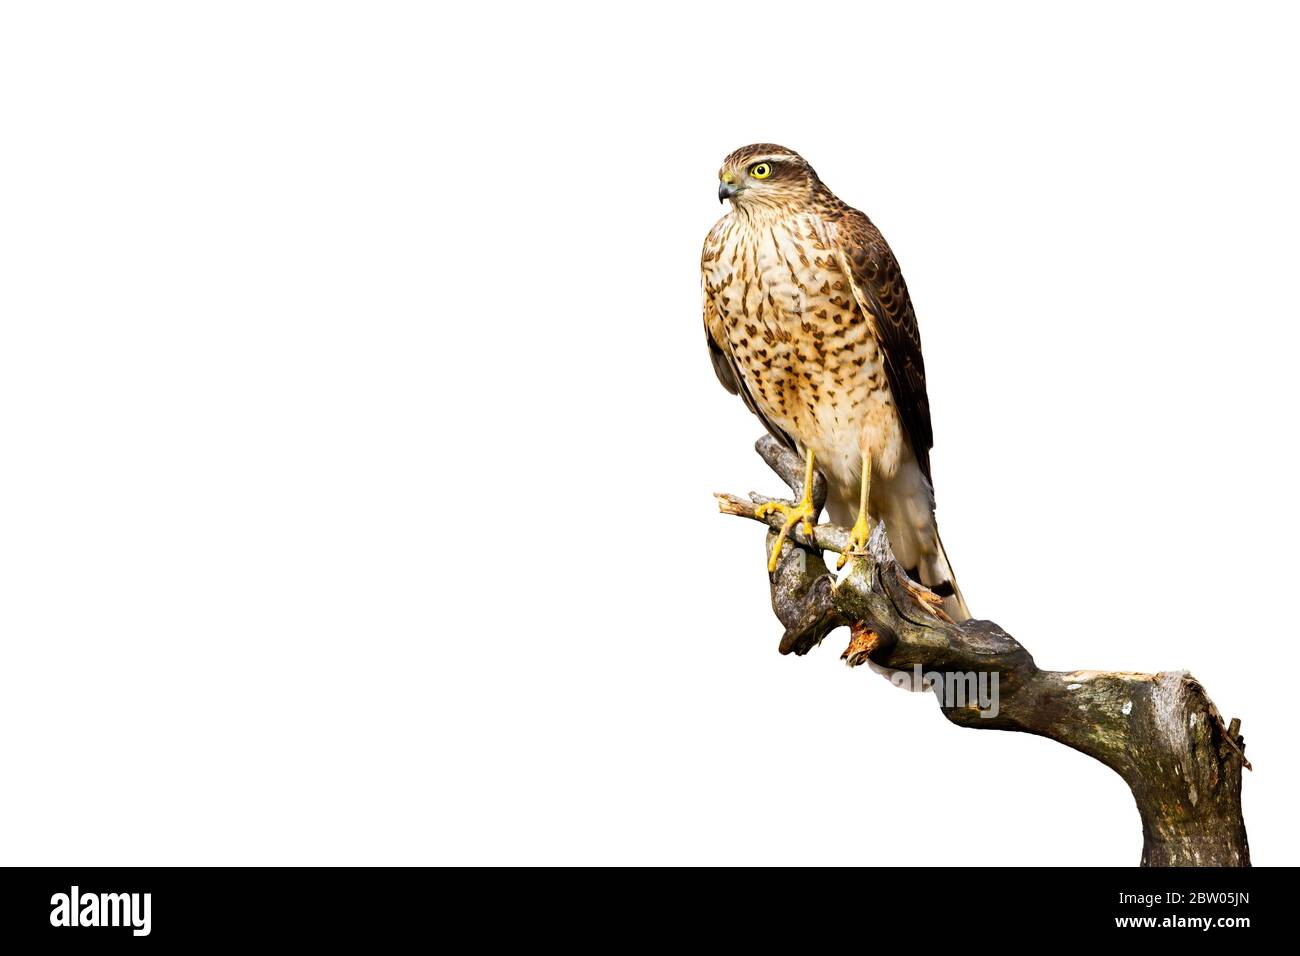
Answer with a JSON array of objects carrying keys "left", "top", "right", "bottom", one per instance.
[
  {"left": 837, "top": 509, "right": 873, "bottom": 570},
  {"left": 760, "top": 449, "right": 820, "bottom": 573},
  {"left": 758, "top": 496, "right": 818, "bottom": 573}
]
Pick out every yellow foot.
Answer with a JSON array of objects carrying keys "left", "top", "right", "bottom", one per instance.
[
  {"left": 836, "top": 511, "right": 873, "bottom": 570},
  {"left": 755, "top": 497, "right": 817, "bottom": 573}
]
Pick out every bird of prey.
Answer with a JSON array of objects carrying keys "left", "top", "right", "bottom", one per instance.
[{"left": 702, "top": 143, "right": 969, "bottom": 620}]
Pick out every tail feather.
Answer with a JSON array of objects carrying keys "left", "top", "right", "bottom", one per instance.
[
  {"left": 825, "top": 462, "right": 970, "bottom": 623},
  {"left": 892, "top": 520, "right": 968, "bottom": 623},
  {"left": 927, "top": 529, "right": 970, "bottom": 622}
]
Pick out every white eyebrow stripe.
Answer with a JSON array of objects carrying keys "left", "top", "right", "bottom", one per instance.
[{"left": 749, "top": 155, "right": 797, "bottom": 165}]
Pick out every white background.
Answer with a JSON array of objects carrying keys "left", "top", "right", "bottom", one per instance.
[{"left": 2, "top": 2, "right": 1296, "bottom": 865}]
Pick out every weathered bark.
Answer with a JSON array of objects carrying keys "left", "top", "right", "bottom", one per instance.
[{"left": 717, "top": 436, "right": 1250, "bottom": 867}]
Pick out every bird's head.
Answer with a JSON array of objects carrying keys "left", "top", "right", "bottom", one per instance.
[{"left": 717, "top": 144, "right": 819, "bottom": 213}]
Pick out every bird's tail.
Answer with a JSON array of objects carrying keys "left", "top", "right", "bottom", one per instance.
[
  {"left": 827, "top": 468, "right": 970, "bottom": 623},
  {"left": 887, "top": 519, "right": 969, "bottom": 622},
  {"left": 926, "top": 528, "right": 970, "bottom": 622}
]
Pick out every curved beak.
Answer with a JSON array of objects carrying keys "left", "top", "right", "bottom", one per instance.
[{"left": 718, "top": 171, "right": 740, "bottom": 204}]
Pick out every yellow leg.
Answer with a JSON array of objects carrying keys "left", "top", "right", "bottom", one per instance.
[
  {"left": 837, "top": 452, "right": 872, "bottom": 569},
  {"left": 755, "top": 449, "right": 818, "bottom": 573}
]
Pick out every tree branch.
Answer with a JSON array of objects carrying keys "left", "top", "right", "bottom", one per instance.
[{"left": 717, "top": 436, "right": 1250, "bottom": 867}]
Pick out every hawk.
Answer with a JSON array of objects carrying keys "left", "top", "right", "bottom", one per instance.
[{"left": 702, "top": 144, "right": 969, "bottom": 620}]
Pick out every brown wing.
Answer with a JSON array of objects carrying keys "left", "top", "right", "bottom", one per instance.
[
  {"left": 703, "top": 294, "right": 739, "bottom": 396},
  {"left": 831, "top": 209, "right": 935, "bottom": 481}
]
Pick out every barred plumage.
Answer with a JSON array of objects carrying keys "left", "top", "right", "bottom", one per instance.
[{"left": 703, "top": 144, "right": 968, "bottom": 620}]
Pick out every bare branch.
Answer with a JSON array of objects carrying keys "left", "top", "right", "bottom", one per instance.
[{"left": 718, "top": 437, "right": 1250, "bottom": 867}]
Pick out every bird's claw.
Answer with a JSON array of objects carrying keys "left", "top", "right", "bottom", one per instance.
[
  {"left": 756, "top": 497, "right": 817, "bottom": 573},
  {"left": 836, "top": 512, "right": 873, "bottom": 570}
]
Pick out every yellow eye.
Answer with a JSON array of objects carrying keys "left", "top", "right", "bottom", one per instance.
[{"left": 750, "top": 162, "right": 773, "bottom": 180}]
